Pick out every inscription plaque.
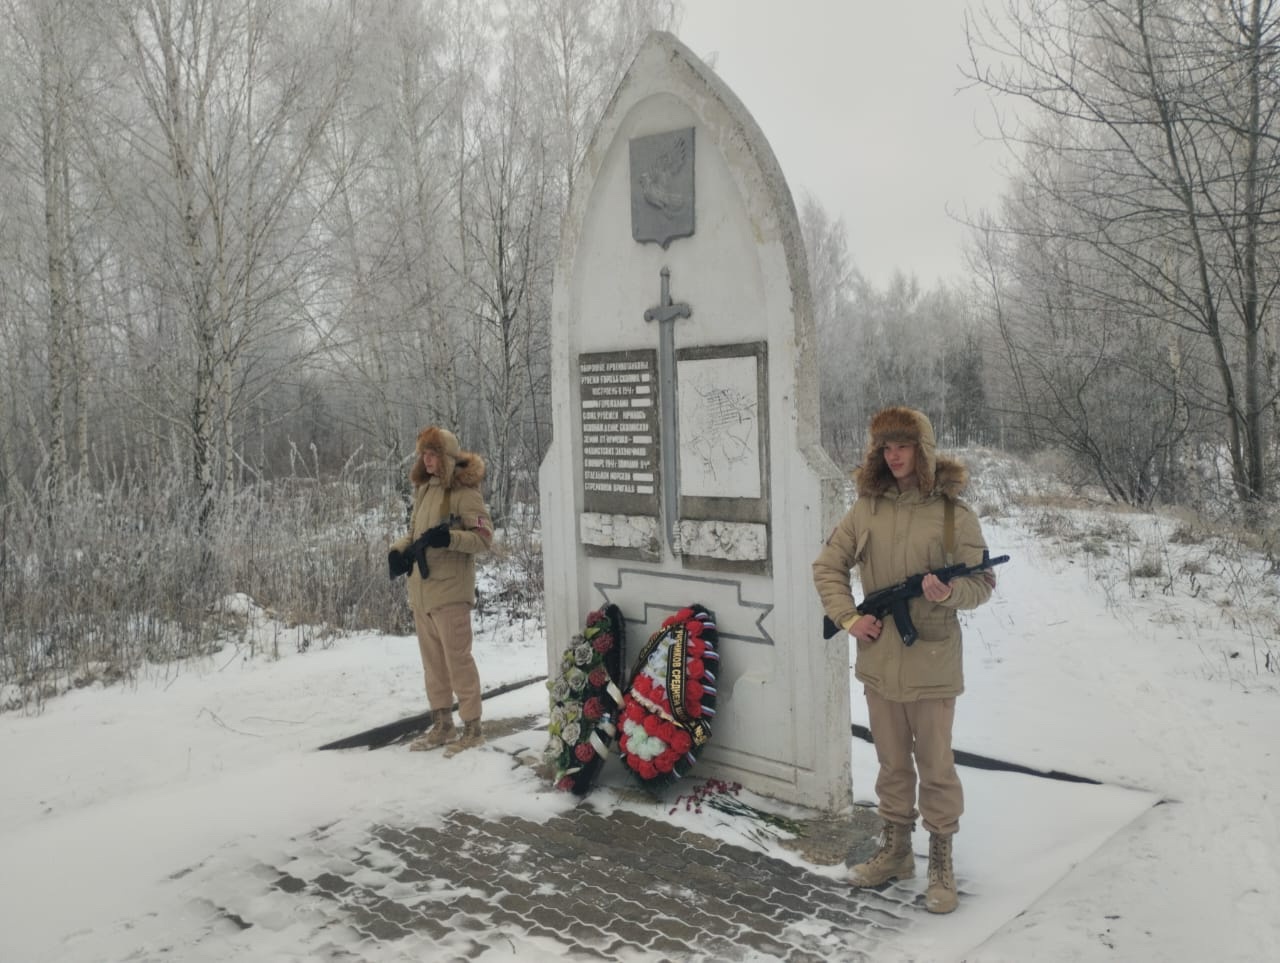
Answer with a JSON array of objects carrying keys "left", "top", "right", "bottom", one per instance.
[{"left": 579, "top": 349, "right": 660, "bottom": 517}]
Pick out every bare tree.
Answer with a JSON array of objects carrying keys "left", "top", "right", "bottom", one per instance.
[
  {"left": 101, "top": 0, "right": 355, "bottom": 525},
  {"left": 456, "top": 21, "right": 557, "bottom": 524},
  {"left": 968, "top": 0, "right": 1280, "bottom": 504},
  {"left": 448, "top": 0, "right": 674, "bottom": 518},
  {"left": 513, "top": 0, "right": 676, "bottom": 205},
  {"left": 0, "top": 0, "right": 108, "bottom": 497},
  {"left": 800, "top": 193, "right": 864, "bottom": 463},
  {"left": 969, "top": 152, "right": 1200, "bottom": 506},
  {"left": 802, "top": 191, "right": 992, "bottom": 464},
  {"left": 306, "top": 0, "right": 468, "bottom": 496}
]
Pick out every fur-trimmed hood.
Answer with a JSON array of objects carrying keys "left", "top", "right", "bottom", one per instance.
[
  {"left": 409, "top": 426, "right": 486, "bottom": 489},
  {"left": 853, "top": 406, "right": 969, "bottom": 500}
]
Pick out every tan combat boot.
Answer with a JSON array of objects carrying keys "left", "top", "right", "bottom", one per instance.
[
  {"left": 848, "top": 820, "right": 915, "bottom": 887},
  {"left": 925, "top": 832, "right": 958, "bottom": 914},
  {"left": 443, "top": 719, "right": 485, "bottom": 757},
  {"left": 409, "top": 708, "right": 456, "bottom": 751}
]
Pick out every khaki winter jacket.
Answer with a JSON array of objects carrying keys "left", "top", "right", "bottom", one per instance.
[
  {"left": 390, "top": 428, "right": 493, "bottom": 613},
  {"left": 812, "top": 408, "right": 992, "bottom": 702}
]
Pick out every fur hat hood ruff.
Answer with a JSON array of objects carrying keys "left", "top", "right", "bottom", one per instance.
[
  {"left": 854, "top": 406, "right": 968, "bottom": 500},
  {"left": 410, "top": 426, "right": 486, "bottom": 489}
]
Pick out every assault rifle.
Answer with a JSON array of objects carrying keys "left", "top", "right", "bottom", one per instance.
[
  {"left": 407, "top": 519, "right": 456, "bottom": 579},
  {"left": 822, "top": 550, "right": 1010, "bottom": 646}
]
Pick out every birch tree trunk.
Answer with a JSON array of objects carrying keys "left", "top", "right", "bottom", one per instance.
[{"left": 114, "top": 0, "right": 353, "bottom": 525}]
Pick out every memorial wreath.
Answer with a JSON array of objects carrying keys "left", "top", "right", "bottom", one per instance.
[
  {"left": 544, "top": 604, "right": 626, "bottom": 795},
  {"left": 617, "top": 604, "right": 719, "bottom": 785}
]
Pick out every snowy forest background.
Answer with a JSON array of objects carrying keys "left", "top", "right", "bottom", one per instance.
[{"left": 2, "top": 0, "right": 1278, "bottom": 709}]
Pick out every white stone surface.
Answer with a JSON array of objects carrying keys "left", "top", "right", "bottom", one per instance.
[
  {"left": 579, "top": 512, "right": 661, "bottom": 550},
  {"left": 675, "top": 519, "right": 767, "bottom": 561}
]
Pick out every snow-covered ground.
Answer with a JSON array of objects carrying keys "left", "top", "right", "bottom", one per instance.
[{"left": 2, "top": 467, "right": 1278, "bottom": 962}]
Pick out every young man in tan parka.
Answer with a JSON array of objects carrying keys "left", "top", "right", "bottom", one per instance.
[
  {"left": 389, "top": 426, "right": 493, "bottom": 756},
  {"left": 812, "top": 406, "right": 994, "bottom": 914}
]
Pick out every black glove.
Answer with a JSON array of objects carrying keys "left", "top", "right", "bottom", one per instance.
[
  {"left": 424, "top": 521, "right": 452, "bottom": 548},
  {"left": 388, "top": 549, "right": 413, "bottom": 580}
]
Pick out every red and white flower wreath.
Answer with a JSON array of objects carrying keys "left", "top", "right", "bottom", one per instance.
[{"left": 617, "top": 604, "right": 719, "bottom": 785}]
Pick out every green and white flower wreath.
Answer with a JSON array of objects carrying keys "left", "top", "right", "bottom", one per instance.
[{"left": 544, "top": 604, "right": 626, "bottom": 795}]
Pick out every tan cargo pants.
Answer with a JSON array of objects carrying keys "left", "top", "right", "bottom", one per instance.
[
  {"left": 864, "top": 687, "right": 963, "bottom": 835},
  {"left": 413, "top": 602, "right": 482, "bottom": 722}
]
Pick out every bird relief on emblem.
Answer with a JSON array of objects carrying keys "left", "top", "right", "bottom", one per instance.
[{"left": 630, "top": 127, "right": 695, "bottom": 248}]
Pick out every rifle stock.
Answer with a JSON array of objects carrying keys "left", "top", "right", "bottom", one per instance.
[{"left": 822, "top": 551, "right": 1009, "bottom": 644}]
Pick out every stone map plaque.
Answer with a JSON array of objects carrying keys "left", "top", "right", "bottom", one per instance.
[
  {"left": 579, "top": 349, "right": 660, "bottom": 517},
  {"left": 676, "top": 353, "right": 761, "bottom": 499},
  {"left": 675, "top": 341, "right": 770, "bottom": 574}
]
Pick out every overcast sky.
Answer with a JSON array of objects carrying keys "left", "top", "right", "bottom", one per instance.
[{"left": 676, "top": 0, "right": 1011, "bottom": 290}]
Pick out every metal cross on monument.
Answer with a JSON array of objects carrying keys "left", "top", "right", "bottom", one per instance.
[{"left": 643, "top": 265, "right": 691, "bottom": 554}]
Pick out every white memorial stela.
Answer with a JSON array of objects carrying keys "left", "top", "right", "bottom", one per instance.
[
  {"left": 579, "top": 349, "right": 660, "bottom": 516},
  {"left": 541, "top": 33, "right": 855, "bottom": 810}
]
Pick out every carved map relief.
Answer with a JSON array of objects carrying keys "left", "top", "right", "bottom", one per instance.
[
  {"left": 676, "top": 354, "right": 761, "bottom": 499},
  {"left": 673, "top": 342, "right": 770, "bottom": 574}
]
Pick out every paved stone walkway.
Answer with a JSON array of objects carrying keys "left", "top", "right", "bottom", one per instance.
[
  {"left": 310, "top": 809, "right": 903, "bottom": 959},
  {"left": 86, "top": 718, "right": 945, "bottom": 961},
  {"left": 180, "top": 799, "right": 928, "bottom": 963}
]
